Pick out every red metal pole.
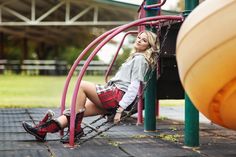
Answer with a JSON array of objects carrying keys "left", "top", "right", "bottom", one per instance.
[
  {"left": 144, "top": 0, "right": 167, "bottom": 9},
  {"left": 137, "top": 1, "right": 146, "bottom": 125},
  {"left": 138, "top": 1, "right": 146, "bottom": 32},
  {"left": 105, "top": 31, "right": 138, "bottom": 83},
  {"left": 60, "top": 28, "right": 117, "bottom": 113},
  {"left": 60, "top": 28, "right": 117, "bottom": 136},
  {"left": 137, "top": 83, "right": 144, "bottom": 125}
]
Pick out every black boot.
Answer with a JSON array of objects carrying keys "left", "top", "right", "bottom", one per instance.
[
  {"left": 22, "top": 119, "right": 61, "bottom": 141},
  {"left": 61, "top": 111, "right": 84, "bottom": 143}
]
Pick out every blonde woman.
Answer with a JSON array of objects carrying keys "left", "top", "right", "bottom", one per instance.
[{"left": 22, "top": 30, "right": 160, "bottom": 143}]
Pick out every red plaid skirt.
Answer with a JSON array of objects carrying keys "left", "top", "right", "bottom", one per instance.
[{"left": 96, "top": 84, "right": 124, "bottom": 110}]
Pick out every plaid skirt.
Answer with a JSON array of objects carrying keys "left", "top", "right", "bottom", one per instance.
[{"left": 96, "top": 84, "right": 124, "bottom": 111}]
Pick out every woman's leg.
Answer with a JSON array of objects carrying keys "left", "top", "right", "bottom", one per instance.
[
  {"left": 84, "top": 99, "right": 107, "bottom": 117},
  {"left": 59, "top": 81, "right": 107, "bottom": 143},
  {"left": 60, "top": 98, "right": 108, "bottom": 143},
  {"left": 57, "top": 99, "right": 107, "bottom": 128},
  {"left": 22, "top": 80, "right": 106, "bottom": 141},
  {"left": 76, "top": 80, "right": 104, "bottom": 111},
  {"left": 57, "top": 81, "right": 106, "bottom": 127}
]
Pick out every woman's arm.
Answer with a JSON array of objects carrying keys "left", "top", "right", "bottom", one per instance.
[
  {"left": 114, "top": 80, "right": 140, "bottom": 123},
  {"left": 114, "top": 55, "right": 148, "bottom": 123},
  {"left": 119, "top": 80, "right": 140, "bottom": 109}
]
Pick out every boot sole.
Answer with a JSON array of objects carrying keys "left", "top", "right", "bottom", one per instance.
[
  {"left": 22, "top": 122, "right": 45, "bottom": 142},
  {"left": 60, "top": 131, "right": 84, "bottom": 143}
]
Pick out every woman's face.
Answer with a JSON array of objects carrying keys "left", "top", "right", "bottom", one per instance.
[{"left": 134, "top": 32, "right": 150, "bottom": 52}]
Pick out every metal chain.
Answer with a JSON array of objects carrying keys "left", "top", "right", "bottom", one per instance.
[
  {"left": 141, "top": 20, "right": 173, "bottom": 94},
  {"left": 160, "top": 20, "right": 172, "bottom": 53},
  {"left": 156, "top": 21, "right": 163, "bottom": 38}
]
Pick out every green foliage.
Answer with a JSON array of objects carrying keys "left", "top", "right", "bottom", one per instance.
[
  {"left": 5, "top": 44, "right": 22, "bottom": 60},
  {"left": 114, "top": 47, "right": 132, "bottom": 70},
  {"left": 131, "top": 134, "right": 150, "bottom": 138},
  {"left": 1, "top": 32, "right": 99, "bottom": 63},
  {"left": 158, "top": 134, "right": 181, "bottom": 142},
  {"left": 5, "top": 48, "right": 21, "bottom": 59},
  {"left": 3, "top": 39, "right": 37, "bottom": 60},
  {"left": 58, "top": 46, "right": 99, "bottom": 65},
  {"left": 158, "top": 116, "right": 168, "bottom": 120},
  {"left": 169, "top": 126, "right": 177, "bottom": 131},
  {"left": 108, "top": 141, "right": 121, "bottom": 147},
  {"left": 59, "top": 46, "right": 83, "bottom": 65}
]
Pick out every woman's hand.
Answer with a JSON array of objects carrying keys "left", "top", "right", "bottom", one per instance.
[
  {"left": 114, "top": 112, "right": 122, "bottom": 124},
  {"left": 114, "top": 107, "right": 124, "bottom": 124}
]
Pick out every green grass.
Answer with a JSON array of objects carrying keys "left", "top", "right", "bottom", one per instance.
[
  {"left": 0, "top": 75, "right": 105, "bottom": 108},
  {"left": 0, "top": 75, "right": 184, "bottom": 108}
]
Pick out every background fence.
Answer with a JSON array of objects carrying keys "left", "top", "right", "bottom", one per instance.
[{"left": 0, "top": 60, "right": 112, "bottom": 75}]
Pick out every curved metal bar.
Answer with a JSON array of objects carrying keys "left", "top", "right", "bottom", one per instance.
[
  {"left": 60, "top": 28, "right": 117, "bottom": 116},
  {"left": 137, "top": 0, "right": 146, "bottom": 13},
  {"left": 59, "top": 27, "right": 120, "bottom": 137},
  {"left": 144, "top": 0, "right": 167, "bottom": 9},
  {"left": 138, "top": 2, "right": 146, "bottom": 32},
  {"left": 141, "top": 20, "right": 163, "bottom": 26},
  {"left": 69, "top": 15, "right": 183, "bottom": 146},
  {"left": 105, "top": 30, "right": 138, "bottom": 83}
]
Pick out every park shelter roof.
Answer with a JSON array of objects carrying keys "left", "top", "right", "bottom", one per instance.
[
  {"left": 0, "top": 0, "right": 133, "bottom": 45},
  {"left": 0, "top": 0, "right": 180, "bottom": 45}
]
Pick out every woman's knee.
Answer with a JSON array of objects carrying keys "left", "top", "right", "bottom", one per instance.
[
  {"left": 79, "top": 80, "right": 101, "bottom": 105},
  {"left": 80, "top": 81, "right": 96, "bottom": 93},
  {"left": 81, "top": 80, "right": 88, "bottom": 85},
  {"left": 79, "top": 80, "right": 92, "bottom": 93}
]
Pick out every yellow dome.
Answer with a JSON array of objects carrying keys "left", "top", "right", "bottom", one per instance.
[{"left": 176, "top": 0, "right": 236, "bottom": 130}]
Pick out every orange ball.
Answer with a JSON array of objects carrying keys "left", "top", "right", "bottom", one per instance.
[{"left": 176, "top": 0, "right": 236, "bottom": 130}]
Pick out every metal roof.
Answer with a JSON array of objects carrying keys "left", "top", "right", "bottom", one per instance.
[
  {"left": 0, "top": 0, "right": 139, "bottom": 45},
  {"left": 0, "top": 0, "right": 180, "bottom": 45}
]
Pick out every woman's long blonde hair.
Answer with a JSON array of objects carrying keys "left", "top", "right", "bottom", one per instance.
[{"left": 127, "top": 30, "right": 160, "bottom": 69}]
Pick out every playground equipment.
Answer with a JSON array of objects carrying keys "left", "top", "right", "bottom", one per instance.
[
  {"left": 176, "top": 0, "right": 236, "bottom": 130},
  {"left": 60, "top": 0, "right": 183, "bottom": 147}
]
